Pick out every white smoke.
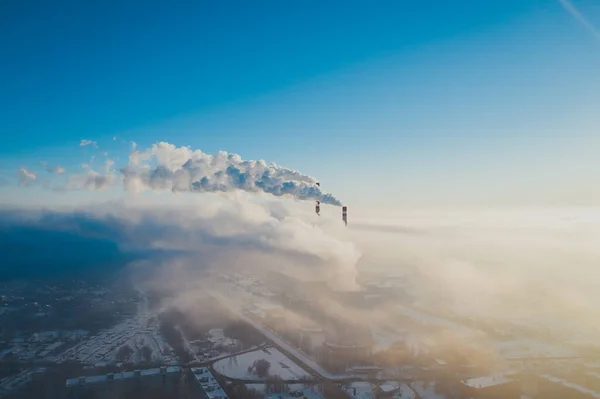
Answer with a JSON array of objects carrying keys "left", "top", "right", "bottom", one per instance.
[
  {"left": 120, "top": 142, "right": 342, "bottom": 205},
  {"left": 10, "top": 193, "right": 360, "bottom": 291},
  {"left": 346, "top": 207, "right": 600, "bottom": 338},
  {"left": 9, "top": 140, "right": 354, "bottom": 289},
  {"left": 27, "top": 141, "right": 342, "bottom": 206},
  {"left": 17, "top": 167, "right": 36, "bottom": 186}
]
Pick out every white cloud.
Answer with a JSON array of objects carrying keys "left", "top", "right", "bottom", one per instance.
[
  {"left": 64, "top": 156, "right": 117, "bottom": 192},
  {"left": 80, "top": 139, "right": 98, "bottom": 148},
  {"left": 65, "top": 170, "right": 115, "bottom": 191},
  {"left": 17, "top": 167, "right": 36, "bottom": 186},
  {"left": 41, "top": 162, "right": 65, "bottom": 175}
]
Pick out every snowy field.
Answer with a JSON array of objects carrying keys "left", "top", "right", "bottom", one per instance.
[
  {"left": 394, "top": 383, "right": 417, "bottom": 399},
  {"left": 343, "top": 382, "right": 374, "bottom": 399},
  {"left": 492, "top": 338, "right": 575, "bottom": 358},
  {"left": 246, "top": 383, "right": 324, "bottom": 395},
  {"left": 411, "top": 382, "right": 447, "bottom": 399},
  {"left": 0, "top": 370, "right": 35, "bottom": 396},
  {"left": 56, "top": 319, "right": 175, "bottom": 365},
  {"left": 213, "top": 347, "right": 310, "bottom": 381},
  {"left": 54, "top": 291, "right": 177, "bottom": 365},
  {"left": 342, "top": 381, "right": 416, "bottom": 399}
]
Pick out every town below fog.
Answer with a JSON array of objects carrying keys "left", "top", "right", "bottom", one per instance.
[{"left": 2, "top": 266, "right": 600, "bottom": 399}]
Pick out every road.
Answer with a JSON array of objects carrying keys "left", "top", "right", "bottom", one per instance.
[
  {"left": 208, "top": 289, "right": 432, "bottom": 399},
  {"left": 208, "top": 290, "right": 345, "bottom": 379}
]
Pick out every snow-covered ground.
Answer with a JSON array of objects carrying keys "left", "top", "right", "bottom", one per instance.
[
  {"left": 210, "top": 289, "right": 359, "bottom": 380},
  {"left": 462, "top": 374, "right": 513, "bottom": 389},
  {"left": 343, "top": 382, "right": 374, "bottom": 399},
  {"left": 246, "top": 383, "right": 324, "bottom": 396},
  {"left": 213, "top": 347, "right": 309, "bottom": 381},
  {"left": 208, "top": 328, "right": 237, "bottom": 347},
  {"left": 342, "top": 381, "right": 416, "bottom": 399},
  {"left": 266, "top": 388, "right": 324, "bottom": 399},
  {"left": 0, "top": 330, "right": 89, "bottom": 362},
  {"left": 0, "top": 370, "right": 35, "bottom": 396},
  {"left": 411, "top": 382, "right": 447, "bottom": 399},
  {"left": 541, "top": 375, "right": 600, "bottom": 399},
  {"left": 55, "top": 317, "right": 176, "bottom": 365},
  {"left": 191, "top": 367, "right": 229, "bottom": 399},
  {"left": 188, "top": 328, "right": 245, "bottom": 363},
  {"left": 54, "top": 289, "right": 177, "bottom": 365},
  {"left": 492, "top": 338, "right": 575, "bottom": 358},
  {"left": 394, "top": 383, "right": 417, "bottom": 399}
]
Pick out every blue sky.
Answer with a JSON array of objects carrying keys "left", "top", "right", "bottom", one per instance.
[{"left": 1, "top": 0, "right": 599, "bottom": 208}]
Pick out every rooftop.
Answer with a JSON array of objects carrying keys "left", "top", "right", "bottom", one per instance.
[
  {"left": 65, "top": 366, "right": 180, "bottom": 388},
  {"left": 462, "top": 374, "right": 513, "bottom": 389},
  {"left": 379, "top": 381, "right": 402, "bottom": 393},
  {"left": 267, "top": 388, "right": 324, "bottom": 399},
  {"left": 190, "top": 367, "right": 229, "bottom": 399}
]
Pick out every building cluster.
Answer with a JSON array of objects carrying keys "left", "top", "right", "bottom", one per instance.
[
  {"left": 0, "top": 329, "right": 89, "bottom": 362},
  {"left": 65, "top": 366, "right": 182, "bottom": 399},
  {"left": 267, "top": 388, "right": 325, "bottom": 399},
  {"left": 55, "top": 314, "right": 176, "bottom": 366},
  {"left": 191, "top": 367, "right": 230, "bottom": 399},
  {"left": 461, "top": 369, "right": 600, "bottom": 399}
]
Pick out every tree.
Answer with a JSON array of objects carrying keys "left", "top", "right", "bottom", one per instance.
[
  {"left": 142, "top": 345, "right": 153, "bottom": 362},
  {"left": 248, "top": 358, "right": 271, "bottom": 378},
  {"left": 230, "top": 384, "right": 263, "bottom": 399},
  {"left": 265, "top": 375, "right": 288, "bottom": 394},
  {"left": 116, "top": 345, "right": 134, "bottom": 362}
]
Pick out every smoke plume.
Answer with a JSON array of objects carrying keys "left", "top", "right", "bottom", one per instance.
[
  {"left": 0, "top": 193, "right": 360, "bottom": 291},
  {"left": 120, "top": 142, "right": 342, "bottom": 205}
]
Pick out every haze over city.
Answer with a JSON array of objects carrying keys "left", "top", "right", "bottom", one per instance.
[{"left": 1, "top": 1, "right": 599, "bottom": 399}]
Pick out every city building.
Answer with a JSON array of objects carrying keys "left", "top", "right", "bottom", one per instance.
[
  {"left": 65, "top": 366, "right": 181, "bottom": 399},
  {"left": 190, "top": 367, "right": 229, "bottom": 399},
  {"left": 460, "top": 374, "right": 520, "bottom": 399},
  {"left": 267, "top": 388, "right": 324, "bottom": 399},
  {"left": 320, "top": 326, "right": 373, "bottom": 372},
  {"left": 375, "top": 381, "right": 414, "bottom": 398},
  {"left": 298, "top": 324, "right": 326, "bottom": 355}
]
